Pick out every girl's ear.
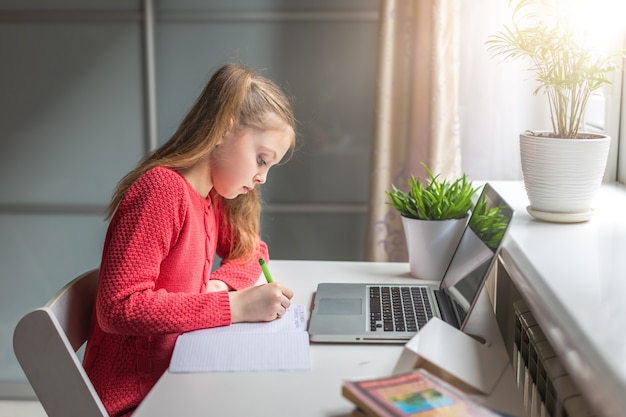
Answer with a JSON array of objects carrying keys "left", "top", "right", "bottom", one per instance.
[{"left": 217, "top": 118, "right": 236, "bottom": 146}]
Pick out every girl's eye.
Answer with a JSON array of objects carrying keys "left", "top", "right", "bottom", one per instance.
[{"left": 257, "top": 156, "right": 267, "bottom": 166}]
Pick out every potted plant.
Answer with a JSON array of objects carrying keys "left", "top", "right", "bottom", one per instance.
[
  {"left": 486, "top": 0, "right": 622, "bottom": 222},
  {"left": 386, "top": 164, "right": 479, "bottom": 280}
]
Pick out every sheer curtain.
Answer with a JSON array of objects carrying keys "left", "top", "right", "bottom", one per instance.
[
  {"left": 458, "top": 0, "right": 550, "bottom": 181},
  {"left": 365, "top": 0, "right": 462, "bottom": 262}
]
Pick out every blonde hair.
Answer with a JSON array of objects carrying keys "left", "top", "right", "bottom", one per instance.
[{"left": 107, "top": 63, "right": 296, "bottom": 260}]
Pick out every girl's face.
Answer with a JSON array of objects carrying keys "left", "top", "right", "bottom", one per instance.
[{"left": 210, "top": 114, "right": 293, "bottom": 199}]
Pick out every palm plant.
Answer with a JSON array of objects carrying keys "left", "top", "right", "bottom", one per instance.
[{"left": 486, "top": 0, "right": 621, "bottom": 138}]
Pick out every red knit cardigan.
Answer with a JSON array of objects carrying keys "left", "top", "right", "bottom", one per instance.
[{"left": 83, "top": 166, "right": 268, "bottom": 417}]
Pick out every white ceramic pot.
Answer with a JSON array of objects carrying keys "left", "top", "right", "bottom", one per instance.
[
  {"left": 519, "top": 132, "right": 610, "bottom": 222},
  {"left": 401, "top": 215, "right": 467, "bottom": 281}
]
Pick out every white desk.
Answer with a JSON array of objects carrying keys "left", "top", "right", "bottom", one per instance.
[
  {"left": 492, "top": 182, "right": 626, "bottom": 417},
  {"left": 134, "top": 260, "right": 523, "bottom": 417}
]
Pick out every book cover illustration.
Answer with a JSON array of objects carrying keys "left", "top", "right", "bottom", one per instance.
[{"left": 342, "top": 369, "right": 502, "bottom": 417}]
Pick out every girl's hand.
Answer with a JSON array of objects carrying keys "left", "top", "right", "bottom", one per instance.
[
  {"left": 228, "top": 283, "right": 294, "bottom": 323},
  {"left": 205, "top": 280, "right": 230, "bottom": 293}
]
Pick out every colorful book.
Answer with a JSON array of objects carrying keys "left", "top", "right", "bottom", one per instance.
[{"left": 342, "top": 369, "right": 504, "bottom": 417}]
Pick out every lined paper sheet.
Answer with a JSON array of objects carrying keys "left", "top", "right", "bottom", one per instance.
[{"left": 169, "top": 305, "right": 310, "bottom": 373}]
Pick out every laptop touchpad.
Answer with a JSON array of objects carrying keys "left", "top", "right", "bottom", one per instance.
[{"left": 317, "top": 298, "right": 362, "bottom": 315}]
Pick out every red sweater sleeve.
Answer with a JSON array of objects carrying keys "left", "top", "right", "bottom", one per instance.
[
  {"left": 211, "top": 240, "right": 270, "bottom": 290},
  {"left": 96, "top": 167, "right": 231, "bottom": 336}
]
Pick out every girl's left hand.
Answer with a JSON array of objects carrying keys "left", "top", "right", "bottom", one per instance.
[{"left": 205, "top": 279, "right": 229, "bottom": 293}]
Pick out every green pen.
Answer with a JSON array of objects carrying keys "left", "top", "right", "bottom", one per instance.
[{"left": 259, "top": 258, "right": 274, "bottom": 283}]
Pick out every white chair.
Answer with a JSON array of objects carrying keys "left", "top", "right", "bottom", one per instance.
[{"left": 13, "top": 268, "right": 109, "bottom": 417}]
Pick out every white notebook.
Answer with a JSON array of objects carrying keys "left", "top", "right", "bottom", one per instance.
[{"left": 169, "top": 304, "right": 310, "bottom": 373}]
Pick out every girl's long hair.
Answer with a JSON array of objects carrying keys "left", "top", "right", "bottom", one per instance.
[{"left": 107, "top": 63, "right": 296, "bottom": 260}]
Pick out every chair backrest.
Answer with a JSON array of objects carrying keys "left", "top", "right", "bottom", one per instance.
[{"left": 13, "top": 268, "right": 109, "bottom": 417}]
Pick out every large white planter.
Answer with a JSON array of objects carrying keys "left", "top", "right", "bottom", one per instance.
[
  {"left": 520, "top": 132, "right": 610, "bottom": 222},
  {"left": 401, "top": 215, "right": 467, "bottom": 281}
]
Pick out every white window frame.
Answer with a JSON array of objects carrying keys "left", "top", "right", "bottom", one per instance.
[
  {"left": 593, "top": 28, "right": 625, "bottom": 184},
  {"left": 619, "top": 57, "right": 626, "bottom": 184},
  {"left": 614, "top": 30, "right": 626, "bottom": 183}
]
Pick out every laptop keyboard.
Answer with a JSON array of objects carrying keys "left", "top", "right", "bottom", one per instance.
[{"left": 369, "top": 286, "right": 434, "bottom": 332}]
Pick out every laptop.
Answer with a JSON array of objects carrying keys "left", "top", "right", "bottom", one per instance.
[{"left": 308, "top": 183, "right": 514, "bottom": 343}]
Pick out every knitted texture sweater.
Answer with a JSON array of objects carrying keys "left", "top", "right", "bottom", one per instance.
[{"left": 83, "top": 166, "right": 268, "bottom": 417}]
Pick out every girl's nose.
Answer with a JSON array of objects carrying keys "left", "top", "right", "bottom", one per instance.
[{"left": 254, "top": 173, "right": 266, "bottom": 184}]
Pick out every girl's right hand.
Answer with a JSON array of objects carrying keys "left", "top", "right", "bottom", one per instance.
[{"left": 228, "top": 282, "right": 294, "bottom": 323}]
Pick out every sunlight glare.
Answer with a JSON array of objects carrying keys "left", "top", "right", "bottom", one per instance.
[{"left": 559, "top": 0, "right": 626, "bottom": 54}]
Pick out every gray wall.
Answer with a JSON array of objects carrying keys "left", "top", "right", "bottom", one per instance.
[{"left": 0, "top": 0, "right": 378, "bottom": 394}]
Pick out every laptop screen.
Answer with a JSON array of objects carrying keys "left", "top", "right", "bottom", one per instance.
[{"left": 439, "top": 183, "right": 514, "bottom": 328}]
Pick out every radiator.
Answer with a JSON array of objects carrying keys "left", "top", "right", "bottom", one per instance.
[{"left": 512, "top": 301, "right": 595, "bottom": 417}]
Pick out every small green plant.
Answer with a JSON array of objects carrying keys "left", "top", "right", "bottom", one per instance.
[
  {"left": 486, "top": 0, "right": 621, "bottom": 138},
  {"left": 385, "top": 164, "right": 478, "bottom": 220}
]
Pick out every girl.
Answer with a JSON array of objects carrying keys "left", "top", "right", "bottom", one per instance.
[{"left": 83, "top": 63, "right": 296, "bottom": 417}]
